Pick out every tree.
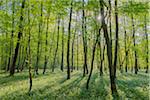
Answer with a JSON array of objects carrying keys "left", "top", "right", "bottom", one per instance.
[
  {"left": 27, "top": 0, "right": 32, "bottom": 93},
  {"left": 99, "top": 0, "right": 118, "bottom": 95},
  {"left": 10, "top": 0, "right": 26, "bottom": 76},
  {"left": 82, "top": 0, "right": 88, "bottom": 77},
  {"left": 67, "top": 0, "right": 73, "bottom": 79},
  {"left": 43, "top": 3, "right": 50, "bottom": 74},
  {"left": 131, "top": 14, "right": 138, "bottom": 74},
  {"left": 86, "top": 26, "right": 102, "bottom": 89},
  {"left": 124, "top": 16, "right": 128, "bottom": 72},
  {"left": 52, "top": 16, "right": 60, "bottom": 72},
  {"left": 35, "top": 1, "right": 43, "bottom": 75},
  {"left": 113, "top": 0, "right": 119, "bottom": 77},
  {"left": 144, "top": 14, "right": 149, "bottom": 73},
  {"left": 71, "top": 16, "right": 77, "bottom": 72},
  {"left": 60, "top": 20, "right": 65, "bottom": 72},
  {"left": 7, "top": 0, "right": 15, "bottom": 72}
]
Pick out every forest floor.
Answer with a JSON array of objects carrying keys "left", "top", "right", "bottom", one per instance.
[{"left": 0, "top": 69, "right": 149, "bottom": 100}]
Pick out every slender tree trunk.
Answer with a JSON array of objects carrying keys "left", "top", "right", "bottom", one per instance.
[
  {"left": 124, "top": 16, "right": 128, "bottom": 72},
  {"left": 144, "top": 14, "right": 149, "bottom": 73},
  {"left": 71, "top": 15, "right": 77, "bottom": 72},
  {"left": 67, "top": 0, "right": 73, "bottom": 79},
  {"left": 35, "top": 1, "right": 43, "bottom": 75},
  {"left": 86, "top": 27, "right": 102, "bottom": 89},
  {"left": 7, "top": 0, "right": 15, "bottom": 72},
  {"left": 49, "top": 23, "right": 56, "bottom": 67},
  {"left": 99, "top": 0, "right": 118, "bottom": 95},
  {"left": 131, "top": 15, "right": 138, "bottom": 74},
  {"left": 61, "top": 20, "right": 64, "bottom": 72},
  {"left": 71, "top": 26, "right": 76, "bottom": 72},
  {"left": 109, "top": 0, "right": 112, "bottom": 53},
  {"left": 97, "top": 30, "right": 103, "bottom": 76},
  {"left": 27, "top": 0, "right": 32, "bottom": 93},
  {"left": 10, "top": 0, "right": 25, "bottom": 76},
  {"left": 77, "top": 31, "right": 79, "bottom": 70},
  {"left": 5, "top": 0, "right": 9, "bottom": 72},
  {"left": 82, "top": 0, "right": 88, "bottom": 77},
  {"left": 113, "top": 0, "right": 119, "bottom": 78},
  {"left": 52, "top": 16, "right": 60, "bottom": 72},
  {"left": 43, "top": 9, "right": 50, "bottom": 74}
]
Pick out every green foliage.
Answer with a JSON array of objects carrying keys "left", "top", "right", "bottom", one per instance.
[{"left": 120, "top": 0, "right": 149, "bottom": 15}]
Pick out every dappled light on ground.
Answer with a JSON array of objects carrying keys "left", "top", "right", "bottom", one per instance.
[{"left": 0, "top": 70, "right": 149, "bottom": 100}]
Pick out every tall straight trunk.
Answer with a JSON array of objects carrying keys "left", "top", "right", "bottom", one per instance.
[
  {"left": 27, "top": 0, "right": 32, "bottom": 93},
  {"left": 131, "top": 15, "right": 138, "bottom": 74},
  {"left": 144, "top": 14, "right": 149, "bottom": 73},
  {"left": 7, "top": 0, "right": 15, "bottom": 71},
  {"left": 49, "top": 23, "right": 56, "bottom": 67},
  {"left": 109, "top": 0, "right": 112, "bottom": 52},
  {"left": 71, "top": 15, "right": 77, "bottom": 72},
  {"left": 124, "top": 16, "right": 128, "bottom": 72},
  {"left": 61, "top": 20, "right": 65, "bottom": 72},
  {"left": 35, "top": 40, "right": 40, "bottom": 75},
  {"left": 82, "top": 0, "right": 88, "bottom": 77},
  {"left": 113, "top": 0, "right": 119, "bottom": 77},
  {"left": 10, "top": 0, "right": 25, "bottom": 76},
  {"left": 43, "top": 10, "right": 50, "bottom": 74},
  {"left": 35, "top": 1, "right": 43, "bottom": 75},
  {"left": 99, "top": 0, "right": 118, "bottom": 95},
  {"left": 76, "top": 32, "right": 79, "bottom": 70},
  {"left": 71, "top": 27, "right": 76, "bottom": 72},
  {"left": 21, "top": 24, "right": 32, "bottom": 72},
  {"left": 67, "top": 0, "right": 73, "bottom": 79},
  {"left": 52, "top": 16, "right": 60, "bottom": 72},
  {"left": 86, "top": 27, "right": 102, "bottom": 89},
  {"left": 5, "top": 0, "right": 8, "bottom": 71},
  {"left": 84, "top": 17, "right": 89, "bottom": 73}
]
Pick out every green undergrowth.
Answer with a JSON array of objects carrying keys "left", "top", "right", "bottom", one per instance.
[{"left": 0, "top": 69, "right": 149, "bottom": 100}]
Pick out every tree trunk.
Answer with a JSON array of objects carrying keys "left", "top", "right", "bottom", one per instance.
[
  {"left": 86, "top": 27, "right": 102, "bottom": 89},
  {"left": 7, "top": 0, "right": 15, "bottom": 72},
  {"left": 71, "top": 25, "right": 76, "bottom": 72},
  {"left": 109, "top": 0, "right": 112, "bottom": 55},
  {"left": 67, "top": 0, "right": 73, "bottom": 79},
  {"left": 61, "top": 20, "right": 64, "bottom": 72},
  {"left": 76, "top": 31, "right": 79, "bottom": 70},
  {"left": 82, "top": 0, "right": 88, "bottom": 77},
  {"left": 27, "top": 0, "right": 32, "bottom": 93},
  {"left": 99, "top": 0, "right": 118, "bottom": 95},
  {"left": 10, "top": 0, "right": 25, "bottom": 76},
  {"left": 52, "top": 16, "right": 60, "bottom": 72},
  {"left": 43, "top": 9, "right": 50, "bottom": 74},
  {"left": 113, "top": 0, "right": 119, "bottom": 78},
  {"left": 144, "top": 14, "right": 149, "bottom": 73},
  {"left": 124, "top": 16, "right": 128, "bottom": 72},
  {"left": 35, "top": 1, "right": 43, "bottom": 75},
  {"left": 131, "top": 15, "right": 138, "bottom": 74}
]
